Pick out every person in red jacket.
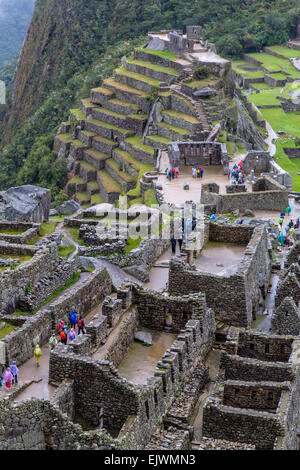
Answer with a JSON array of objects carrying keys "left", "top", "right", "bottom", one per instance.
[{"left": 78, "top": 316, "right": 86, "bottom": 335}]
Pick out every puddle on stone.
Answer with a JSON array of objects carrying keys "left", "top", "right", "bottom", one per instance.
[
  {"left": 194, "top": 241, "right": 246, "bottom": 275},
  {"left": 118, "top": 329, "right": 177, "bottom": 385},
  {"left": 13, "top": 346, "right": 56, "bottom": 403}
]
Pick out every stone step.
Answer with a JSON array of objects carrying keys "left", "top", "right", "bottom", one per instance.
[
  {"left": 114, "top": 66, "right": 160, "bottom": 94},
  {"left": 161, "top": 110, "right": 201, "bottom": 133},
  {"left": 157, "top": 121, "right": 189, "bottom": 141},
  {"left": 65, "top": 175, "right": 87, "bottom": 198},
  {"left": 124, "top": 57, "right": 180, "bottom": 83},
  {"left": 83, "top": 149, "right": 110, "bottom": 170},
  {"left": 144, "top": 134, "right": 170, "bottom": 150},
  {"left": 125, "top": 136, "right": 155, "bottom": 165},
  {"left": 87, "top": 180, "right": 100, "bottom": 196},
  {"left": 90, "top": 87, "right": 115, "bottom": 106},
  {"left": 91, "top": 106, "right": 147, "bottom": 134},
  {"left": 92, "top": 135, "right": 119, "bottom": 156},
  {"left": 75, "top": 191, "right": 91, "bottom": 206},
  {"left": 97, "top": 170, "right": 124, "bottom": 204},
  {"left": 84, "top": 118, "right": 135, "bottom": 140},
  {"left": 106, "top": 98, "right": 140, "bottom": 116},
  {"left": 79, "top": 160, "right": 98, "bottom": 183},
  {"left": 78, "top": 130, "right": 96, "bottom": 147},
  {"left": 102, "top": 78, "right": 150, "bottom": 114},
  {"left": 133, "top": 48, "right": 184, "bottom": 73},
  {"left": 105, "top": 158, "right": 137, "bottom": 192},
  {"left": 112, "top": 149, "right": 142, "bottom": 178},
  {"left": 80, "top": 98, "right": 98, "bottom": 115}
]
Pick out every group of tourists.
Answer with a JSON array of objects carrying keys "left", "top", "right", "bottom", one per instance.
[
  {"left": 278, "top": 206, "right": 296, "bottom": 247},
  {"left": 0, "top": 361, "right": 19, "bottom": 391},
  {"left": 165, "top": 168, "right": 180, "bottom": 181},
  {"left": 53, "top": 309, "right": 86, "bottom": 348},
  {"left": 0, "top": 307, "right": 86, "bottom": 392},
  {"left": 229, "top": 162, "right": 245, "bottom": 185},
  {"left": 192, "top": 167, "right": 204, "bottom": 179}
]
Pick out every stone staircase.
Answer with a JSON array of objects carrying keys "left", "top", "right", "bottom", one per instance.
[{"left": 54, "top": 47, "right": 206, "bottom": 207}]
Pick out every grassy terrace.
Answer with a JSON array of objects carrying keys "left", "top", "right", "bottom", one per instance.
[
  {"left": 97, "top": 170, "right": 124, "bottom": 194},
  {"left": 232, "top": 60, "right": 265, "bottom": 78},
  {"left": 266, "top": 46, "right": 300, "bottom": 59},
  {"left": 126, "top": 58, "right": 180, "bottom": 76},
  {"left": 0, "top": 255, "right": 32, "bottom": 271},
  {"left": 0, "top": 322, "right": 18, "bottom": 340},
  {"left": 184, "top": 78, "right": 220, "bottom": 89},
  {"left": 115, "top": 66, "right": 161, "bottom": 87},
  {"left": 157, "top": 121, "right": 189, "bottom": 135},
  {"left": 106, "top": 159, "right": 136, "bottom": 183},
  {"left": 135, "top": 47, "right": 178, "bottom": 61},
  {"left": 246, "top": 53, "right": 300, "bottom": 79},
  {"left": 247, "top": 87, "right": 283, "bottom": 107},
  {"left": 103, "top": 78, "right": 148, "bottom": 97},
  {"left": 71, "top": 108, "right": 86, "bottom": 120},
  {"left": 126, "top": 136, "right": 154, "bottom": 155},
  {"left": 161, "top": 109, "right": 199, "bottom": 124}
]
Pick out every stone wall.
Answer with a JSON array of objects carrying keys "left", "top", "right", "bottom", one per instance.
[
  {"left": 0, "top": 222, "right": 40, "bottom": 244},
  {"left": 202, "top": 384, "right": 285, "bottom": 449},
  {"left": 237, "top": 331, "right": 294, "bottom": 362},
  {"left": 19, "top": 258, "right": 79, "bottom": 312},
  {"left": 223, "top": 380, "right": 288, "bottom": 411},
  {"left": 220, "top": 351, "right": 295, "bottom": 383},
  {"left": 168, "top": 141, "right": 229, "bottom": 174},
  {"left": 169, "top": 223, "right": 272, "bottom": 327},
  {"left": 0, "top": 243, "right": 58, "bottom": 314}
]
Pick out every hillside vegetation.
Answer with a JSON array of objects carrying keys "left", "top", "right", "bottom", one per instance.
[{"left": 1, "top": 0, "right": 300, "bottom": 201}]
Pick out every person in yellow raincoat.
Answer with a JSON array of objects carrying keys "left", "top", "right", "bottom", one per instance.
[{"left": 34, "top": 344, "right": 43, "bottom": 367}]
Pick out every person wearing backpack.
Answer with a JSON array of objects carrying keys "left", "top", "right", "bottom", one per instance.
[
  {"left": 70, "top": 308, "right": 77, "bottom": 329},
  {"left": 78, "top": 316, "right": 85, "bottom": 335},
  {"left": 60, "top": 330, "right": 67, "bottom": 345}
]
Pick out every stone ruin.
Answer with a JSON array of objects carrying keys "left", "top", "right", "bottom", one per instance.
[{"left": 0, "top": 185, "right": 50, "bottom": 223}]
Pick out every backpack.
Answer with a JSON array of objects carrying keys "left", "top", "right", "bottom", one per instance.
[
  {"left": 78, "top": 318, "right": 84, "bottom": 328},
  {"left": 60, "top": 332, "right": 67, "bottom": 340}
]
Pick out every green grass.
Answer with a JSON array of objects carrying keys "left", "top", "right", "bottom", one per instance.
[
  {"left": 115, "top": 66, "right": 160, "bottom": 88},
  {"left": 126, "top": 57, "right": 180, "bottom": 76},
  {"left": 157, "top": 121, "right": 189, "bottom": 135},
  {"left": 91, "top": 193, "right": 105, "bottom": 205},
  {"left": 58, "top": 239, "right": 76, "bottom": 259},
  {"left": 266, "top": 46, "right": 300, "bottom": 59},
  {"left": 273, "top": 139, "right": 300, "bottom": 192},
  {"left": 126, "top": 136, "right": 154, "bottom": 155},
  {"left": 125, "top": 237, "right": 142, "bottom": 253},
  {"left": 15, "top": 271, "right": 82, "bottom": 315},
  {"left": 135, "top": 47, "right": 177, "bottom": 60},
  {"left": 0, "top": 322, "right": 18, "bottom": 340},
  {"left": 247, "top": 87, "right": 283, "bottom": 107},
  {"left": 0, "top": 254, "right": 32, "bottom": 271},
  {"left": 0, "top": 228, "right": 25, "bottom": 235},
  {"left": 162, "top": 109, "right": 199, "bottom": 124},
  {"left": 246, "top": 52, "right": 300, "bottom": 79},
  {"left": 144, "top": 188, "right": 157, "bottom": 207},
  {"left": 56, "top": 133, "right": 73, "bottom": 143},
  {"left": 65, "top": 227, "right": 84, "bottom": 246},
  {"left": 127, "top": 164, "right": 155, "bottom": 199},
  {"left": 232, "top": 60, "right": 265, "bottom": 78},
  {"left": 184, "top": 78, "right": 219, "bottom": 89},
  {"left": 259, "top": 108, "right": 300, "bottom": 138}
]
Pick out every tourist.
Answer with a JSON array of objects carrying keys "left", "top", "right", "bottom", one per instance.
[
  {"left": 210, "top": 214, "right": 217, "bottom": 221},
  {"left": 60, "top": 329, "right": 67, "bottom": 345},
  {"left": 78, "top": 316, "right": 86, "bottom": 335},
  {"left": 286, "top": 205, "right": 292, "bottom": 217},
  {"left": 57, "top": 320, "right": 64, "bottom": 333},
  {"left": 200, "top": 168, "right": 204, "bottom": 179},
  {"left": 175, "top": 167, "right": 180, "bottom": 178},
  {"left": 10, "top": 361, "right": 19, "bottom": 386},
  {"left": 280, "top": 210, "right": 286, "bottom": 219},
  {"left": 34, "top": 344, "right": 43, "bottom": 367},
  {"left": 0, "top": 376, "right": 2, "bottom": 389},
  {"left": 49, "top": 334, "right": 58, "bottom": 351},
  {"left": 171, "top": 237, "right": 177, "bottom": 255},
  {"left": 178, "top": 237, "right": 183, "bottom": 252},
  {"left": 278, "top": 233, "right": 285, "bottom": 246},
  {"left": 278, "top": 217, "right": 283, "bottom": 229},
  {"left": 192, "top": 168, "right": 197, "bottom": 178},
  {"left": 295, "top": 220, "right": 300, "bottom": 230},
  {"left": 285, "top": 226, "right": 290, "bottom": 235},
  {"left": 68, "top": 328, "right": 77, "bottom": 342},
  {"left": 70, "top": 308, "right": 77, "bottom": 329},
  {"left": 166, "top": 168, "right": 170, "bottom": 179},
  {"left": 288, "top": 220, "right": 294, "bottom": 229},
  {"left": 197, "top": 168, "right": 201, "bottom": 178},
  {"left": 290, "top": 226, "right": 294, "bottom": 239},
  {"left": 3, "top": 368, "right": 12, "bottom": 390}
]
